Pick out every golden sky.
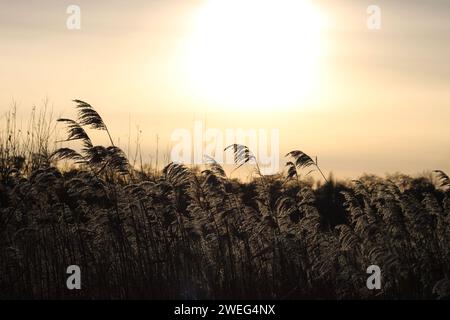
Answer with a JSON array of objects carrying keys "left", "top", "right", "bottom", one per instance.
[{"left": 1, "top": 0, "right": 450, "bottom": 178}]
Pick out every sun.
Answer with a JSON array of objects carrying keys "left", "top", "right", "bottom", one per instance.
[{"left": 182, "top": 0, "right": 325, "bottom": 111}]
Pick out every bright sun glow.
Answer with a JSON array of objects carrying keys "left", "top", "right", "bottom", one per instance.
[{"left": 183, "top": 0, "right": 325, "bottom": 111}]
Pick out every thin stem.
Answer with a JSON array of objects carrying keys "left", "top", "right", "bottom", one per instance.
[
  {"left": 316, "top": 165, "right": 328, "bottom": 183},
  {"left": 105, "top": 128, "right": 115, "bottom": 146}
]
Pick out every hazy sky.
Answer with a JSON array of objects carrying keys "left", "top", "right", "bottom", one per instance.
[{"left": 1, "top": 0, "right": 450, "bottom": 178}]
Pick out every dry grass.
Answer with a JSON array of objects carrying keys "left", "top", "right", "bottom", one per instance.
[{"left": 1, "top": 100, "right": 450, "bottom": 299}]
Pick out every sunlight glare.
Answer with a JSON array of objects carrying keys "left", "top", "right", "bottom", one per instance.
[{"left": 183, "top": 0, "right": 325, "bottom": 111}]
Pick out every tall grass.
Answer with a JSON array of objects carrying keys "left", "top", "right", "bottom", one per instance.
[
  {"left": 0, "top": 100, "right": 56, "bottom": 181},
  {"left": 1, "top": 100, "right": 450, "bottom": 299}
]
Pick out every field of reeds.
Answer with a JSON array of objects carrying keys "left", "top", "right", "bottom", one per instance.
[{"left": 1, "top": 100, "right": 450, "bottom": 300}]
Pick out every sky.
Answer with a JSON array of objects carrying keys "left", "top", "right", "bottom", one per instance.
[{"left": 1, "top": 0, "right": 450, "bottom": 178}]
